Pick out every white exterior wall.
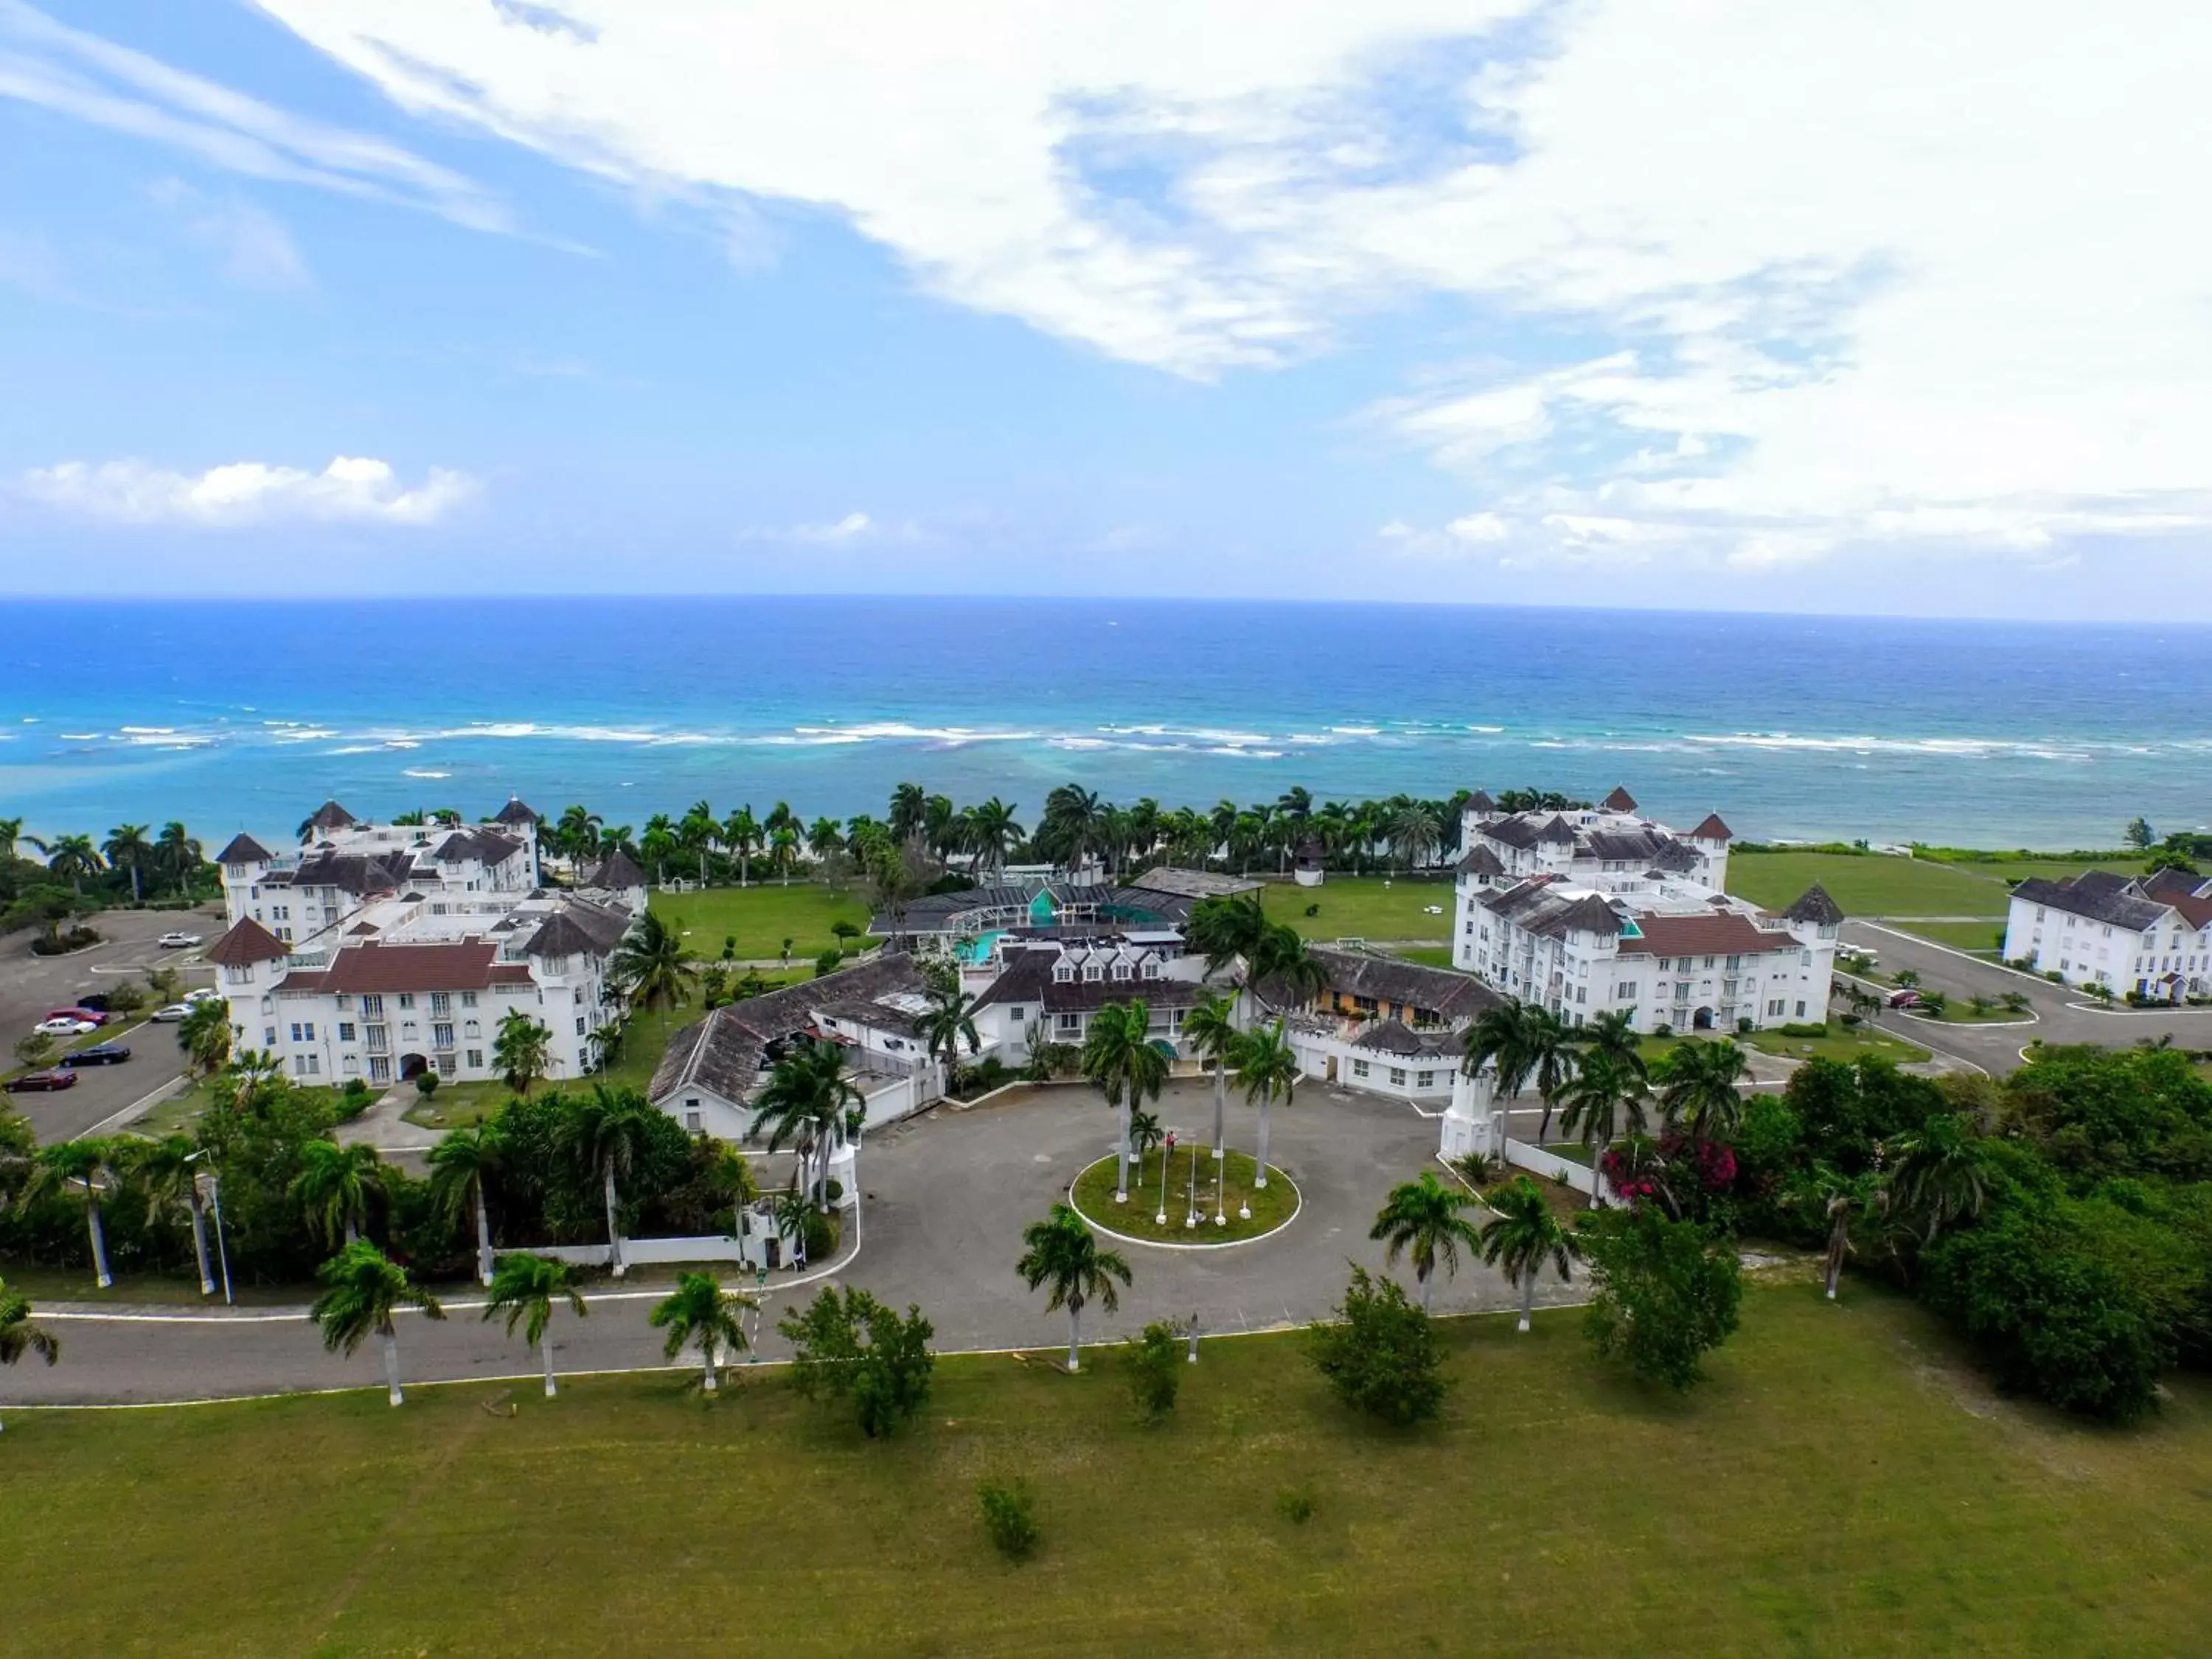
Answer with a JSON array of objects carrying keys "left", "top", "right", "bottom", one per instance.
[
  {"left": 1285, "top": 1023, "right": 1455, "bottom": 1102},
  {"left": 2003, "top": 894, "right": 2204, "bottom": 997}
]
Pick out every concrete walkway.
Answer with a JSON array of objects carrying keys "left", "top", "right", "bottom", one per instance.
[{"left": 335, "top": 1088, "right": 442, "bottom": 1155}]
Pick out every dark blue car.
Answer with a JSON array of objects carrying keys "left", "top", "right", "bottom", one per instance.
[{"left": 60, "top": 1043, "right": 132, "bottom": 1067}]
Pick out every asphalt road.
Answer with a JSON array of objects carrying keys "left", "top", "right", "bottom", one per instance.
[
  {"left": 1841, "top": 920, "right": 2212, "bottom": 1072},
  {"left": 1, "top": 905, "right": 222, "bottom": 1141},
  {"left": 13, "top": 1082, "right": 1590, "bottom": 1406}
]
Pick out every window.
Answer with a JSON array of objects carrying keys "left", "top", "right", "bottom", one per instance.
[
  {"left": 462, "top": 991, "right": 478, "bottom": 1008},
  {"left": 430, "top": 992, "right": 451, "bottom": 1017},
  {"left": 1082, "top": 961, "right": 1103, "bottom": 982},
  {"left": 369, "top": 1056, "right": 391, "bottom": 1084},
  {"left": 397, "top": 993, "right": 415, "bottom": 1009},
  {"left": 341, "top": 1056, "right": 359, "bottom": 1076},
  {"left": 1616, "top": 982, "right": 1638, "bottom": 1001},
  {"left": 291, "top": 1054, "right": 319, "bottom": 1077},
  {"left": 684, "top": 1110, "right": 703, "bottom": 1134},
  {"left": 1141, "top": 959, "right": 1159, "bottom": 980},
  {"left": 1795, "top": 1000, "right": 1807, "bottom": 1018},
  {"left": 1055, "top": 1012, "right": 1082, "bottom": 1035},
  {"left": 433, "top": 1023, "right": 455, "bottom": 1049},
  {"left": 1351, "top": 1058, "right": 1371, "bottom": 1079},
  {"left": 337, "top": 1022, "right": 356, "bottom": 1042},
  {"left": 466, "top": 1048, "right": 484, "bottom": 1068},
  {"left": 361, "top": 994, "right": 383, "bottom": 1017},
  {"left": 465, "top": 1019, "right": 481, "bottom": 1038},
  {"left": 1388, "top": 1067, "right": 1408, "bottom": 1086},
  {"left": 574, "top": 1017, "right": 586, "bottom": 1036},
  {"left": 1053, "top": 961, "right": 1074, "bottom": 983},
  {"left": 1110, "top": 960, "right": 1132, "bottom": 981},
  {"left": 1416, "top": 1070, "right": 1436, "bottom": 1089},
  {"left": 263, "top": 1026, "right": 277, "bottom": 1047}
]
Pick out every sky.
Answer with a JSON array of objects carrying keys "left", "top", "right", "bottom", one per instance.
[{"left": 1, "top": 0, "right": 2208, "bottom": 618}]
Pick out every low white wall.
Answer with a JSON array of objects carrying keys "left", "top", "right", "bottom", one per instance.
[
  {"left": 522, "top": 1236, "right": 749, "bottom": 1267},
  {"left": 1502, "top": 1137, "right": 1615, "bottom": 1206}
]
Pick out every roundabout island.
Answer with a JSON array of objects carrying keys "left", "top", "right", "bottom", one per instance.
[{"left": 1067, "top": 1146, "right": 1301, "bottom": 1246}]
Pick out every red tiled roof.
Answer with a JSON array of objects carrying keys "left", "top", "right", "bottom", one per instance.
[
  {"left": 206, "top": 918, "right": 288, "bottom": 965},
  {"left": 1601, "top": 785, "right": 1638, "bottom": 813},
  {"left": 1689, "top": 813, "right": 1733, "bottom": 842},
  {"left": 313, "top": 940, "right": 505, "bottom": 993},
  {"left": 1618, "top": 911, "right": 1795, "bottom": 957}
]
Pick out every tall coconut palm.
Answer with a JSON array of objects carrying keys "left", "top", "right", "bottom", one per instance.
[
  {"left": 1885, "top": 1113, "right": 1993, "bottom": 1243},
  {"left": 1184, "top": 892, "right": 1267, "bottom": 979},
  {"left": 25, "top": 1141, "right": 119, "bottom": 1288},
  {"left": 1387, "top": 799, "right": 1441, "bottom": 873},
  {"left": 805, "top": 815, "right": 844, "bottom": 869},
  {"left": 1479, "top": 1175, "right": 1582, "bottom": 1332},
  {"left": 640, "top": 814, "right": 678, "bottom": 886},
  {"left": 1369, "top": 1171, "right": 1487, "bottom": 1311},
  {"left": 309, "top": 1240, "right": 445, "bottom": 1406},
  {"left": 559, "top": 1085, "right": 661, "bottom": 1276},
  {"left": 1575, "top": 1008, "right": 1648, "bottom": 1085},
  {"left": 1230, "top": 1018, "right": 1298, "bottom": 1194},
  {"left": 483, "top": 1253, "right": 588, "bottom": 1397},
  {"left": 1182, "top": 991, "right": 1240, "bottom": 1160},
  {"left": 0, "top": 816, "right": 21, "bottom": 861},
  {"left": 177, "top": 998, "right": 232, "bottom": 1078},
  {"left": 968, "top": 797, "right": 1023, "bottom": 878},
  {"left": 886, "top": 782, "right": 929, "bottom": 848},
  {"left": 153, "top": 821, "right": 202, "bottom": 895},
  {"left": 0, "top": 1276, "right": 60, "bottom": 1430},
  {"left": 1518, "top": 1008, "right": 1580, "bottom": 1142},
  {"left": 1248, "top": 924, "right": 1326, "bottom": 1011},
  {"left": 127, "top": 1134, "right": 217, "bottom": 1295},
  {"left": 32, "top": 832, "right": 102, "bottom": 894},
  {"left": 102, "top": 823, "right": 153, "bottom": 902},
  {"left": 649, "top": 1271, "right": 751, "bottom": 1392},
  {"left": 678, "top": 800, "right": 719, "bottom": 885},
  {"left": 288, "top": 1140, "right": 386, "bottom": 1247},
  {"left": 492, "top": 1009, "right": 553, "bottom": 1097},
  {"left": 1654, "top": 1039, "right": 1750, "bottom": 1152},
  {"left": 427, "top": 1124, "right": 504, "bottom": 1287},
  {"left": 917, "top": 983, "right": 981, "bottom": 1082},
  {"left": 721, "top": 805, "right": 760, "bottom": 886},
  {"left": 1079, "top": 1000, "right": 1166, "bottom": 1203},
  {"left": 1015, "top": 1203, "right": 1132, "bottom": 1372},
  {"left": 749, "top": 1039, "right": 865, "bottom": 1207},
  {"left": 611, "top": 910, "right": 697, "bottom": 1014},
  {"left": 1805, "top": 1164, "right": 1887, "bottom": 1301},
  {"left": 1127, "top": 1108, "right": 1165, "bottom": 1186},
  {"left": 1555, "top": 1050, "right": 1649, "bottom": 1206}
]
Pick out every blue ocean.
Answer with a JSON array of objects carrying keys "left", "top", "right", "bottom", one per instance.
[{"left": 1, "top": 598, "right": 2205, "bottom": 850}]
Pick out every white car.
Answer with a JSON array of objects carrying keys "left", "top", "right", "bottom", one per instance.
[
  {"left": 150, "top": 1003, "right": 193, "bottom": 1023},
  {"left": 156, "top": 931, "right": 204, "bottom": 949},
  {"left": 35, "top": 1017, "right": 97, "bottom": 1037},
  {"left": 183, "top": 987, "right": 222, "bottom": 1005}
]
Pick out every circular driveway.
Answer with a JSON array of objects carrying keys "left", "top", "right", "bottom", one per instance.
[{"left": 14, "top": 1078, "right": 1572, "bottom": 1405}]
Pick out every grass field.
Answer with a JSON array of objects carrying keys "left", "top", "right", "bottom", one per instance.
[
  {"left": 1742, "top": 1026, "right": 1933, "bottom": 1065},
  {"left": 1727, "top": 851, "right": 2011, "bottom": 917},
  {"left": 1888, "top": 919, "right": 2010, "bottom": 953},
  {"left": 1069, "top": 1149, "right": 1294, "bottom": 1242},
  {"left": 1947, "top": 857, "right": 2146, "bottom": 886},
  {"left": 1387, "top": 944, "right": 1458, "bottom": 967},
  {"left": 648, "top": 883, "right": 872, "bottom": 961},
  {"left": 1260, "top": 875, "right": 1455, "bottom": 942},
  {"left": 4, "top": 1285, "right": 2208, "bottom": 1655}
]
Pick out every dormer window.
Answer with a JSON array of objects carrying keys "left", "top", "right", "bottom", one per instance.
[
  {"left": 1141, "top": 959, "right": 1160, "bottom": 980},
  {"left": 1083, "top": 961, "right": 1103, "bottom": 983},
  {"left": 1110, "top": 960, "right": 1132, "bottom": 981},
  {"left": 1052, "top": 961, "right": 1074, "bottom": 984}
]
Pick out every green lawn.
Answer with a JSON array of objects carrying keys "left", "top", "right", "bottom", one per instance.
[
  {"left": 648, "top": 882, "right": 873, "bottom": 961},
  {"left": 1947, "top": 857, "right": 2146, "bottom": 886},
  {"left": 1262, "top": 875, "right": 1455, "bottom": 942},
  {"left": 1642, "top": 1027, "right": 1933, "bottom": 1066},
  {"left": 4, "top": 1287, "right": 2209, "bottom": 1655},
  {"left": 1385, "top": 944, "right": 1457, "bottom": 968},
  {"left": 401, "top": 1080, "right": 507, "bottom": 1131},
  {"left": 1726, "top": 851, "right": 2009, "bottom": 918},
  {"left": 1889, "top": 919, "right": 2010, "bottom": 953},
  {"left": 1069, "top": 1148, "right": 1294, "bottom": 1242}
]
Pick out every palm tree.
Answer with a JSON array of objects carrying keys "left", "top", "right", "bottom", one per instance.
[
  {"left": 428, "top": 1124, "right": 504, "bottom": 1287},
  {"left": 722, "top": 806, "right": 761, "bottom": 886},
  {"left": 1015, "top": 1203, "right": 1132, "bottom": 1372},
  {"left": 492, "top": 1009, "right": 553, "bottom": 1097},
  {"left": 887, "top": 782, "right": 929, "bottom": 848},
  {"left": 102, "top": 823, "right": 153, "bottom": 901},
  {"left": 288, "top": 1140, "right": 386, "bottom": 1247},
  {"left": 1387, "top": 800, "right": 1441, "bottom": 873},
  {"left": 556, "top": 805, "right": 603, "bottom": 862},
  {"left": 1555, "top": 1050, "right": 1649, "bottom": 1206},
  {"left": 1080, "top": 1000, "right": 1167, "bottom": 1203},
  {"left": 483, "top": 1253, "right": 588, "bottom": 1397},
  {"left": 559, "top": 1085, "right": 662, "bottom": 1276},
  {"left": 0, "top": 1276, "right": 60, "bottom": 1430},
  {"left": 806, "top": 815, "right": 844, "bottom": 869},
  {"left": 25, "top": 1141, "right": 119, "bottom": 1287},
  {"left": 1885, "top": 1113, "right": 1992, "bottom": 1243},
  {"left": 1479, "top": 1175, "right": 1582, "bottom": 1332},
  {"left": 154, "top": 821, "right": 202, "bottom": 895},
  {"left": 1654, "top": 1039, "right": 1750, "bottom": 1152},
  {"left": 1369, "top": 1171, "right": 1487, "bottom": 1311},
  {"left": 1576, "top": 1008, "right": 1648, "bottom": 1085},
  {"left": 678, "top": 799, "right": 718, "bottom": 886},
  {"left": 309, "top": 1241, "right": 446, "bottom": 1406},
  {"left": 1229, "top": 1018, "right": 1298, "bottom": 1194},
  {"left": 611, "top": 910, "right": 697, "bottom": 1013},
  {"left": 917, "top": 983, "right": 981, "bottom": 1082},
  {"left": 1127, "top": 1107, "right": 1165, "bottom": 1187},
  {"left": 1183, "top": 991, "right": 1239, "bottom": 1160},
  {"left": 0, "top": 816, "right": 21, "bottom": 861},
  {"left": 968, "top": 798, "right": 1023, "bottom": 878},
  {"left": 1806, "top": 1165, "right": 1886, "bottom": 1301},
  {"left": 649, "top": 1271, "right": 751, "bottom": 1392},
  {"left": 177, "top": 998, "right": 232, "bottom": 1077},
  {"left": 1185, "top": 892, "right": 1267, "bottom": 978},
  {"left": 641, "top": 813, "right": 678, "bottom": 886},
  {"left": 127, "top": 1135, "right": 217, "bottom": 1295},
  {"left": 33, "top": 832, "right": 103, "bottom": 894},
  {"left": 749, "top": 1040, "right": 864, "bottom": 1207}
]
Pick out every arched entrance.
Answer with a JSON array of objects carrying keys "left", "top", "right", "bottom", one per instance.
[
  {"left": 1691, "top": 1006, "right": 1717, "bottom": 1031},
  {"left": 399, "top": 1051, "right": 431, "bottom": 1081}
]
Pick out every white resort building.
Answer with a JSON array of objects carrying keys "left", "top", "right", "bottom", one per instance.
[
  {"left": 1265, "top": 945, "right": 1503, "bottom": 1107},
  {"left": 2003, "top": 866, "right": 2212, "bottom": 1001},
  {"left": 1451, "top": 788, "right": 1843, "bottom": 1034},
  {"left": 202, "top": 797, "right": 640, "bottom": 1089}
]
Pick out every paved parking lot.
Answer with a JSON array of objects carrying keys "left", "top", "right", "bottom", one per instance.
[{"left": 1, "top": 905, "right": 221, "bottom": 1141}]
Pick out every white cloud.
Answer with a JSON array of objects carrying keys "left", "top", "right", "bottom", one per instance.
[
  {"left": 147, "top": 179, "right": 311, "bottom": 291},
  {"left": 21, "top": 456, "right": 476, "bottom": 526},
  {"left": 249, "top": 0, "right": 2212, "bottom": 566},
  {"left": 792, "top": 511, "right": 877, "bottom": 544},
  {"left": 0, "top": 0, "right": 508, "bottom": 233}
]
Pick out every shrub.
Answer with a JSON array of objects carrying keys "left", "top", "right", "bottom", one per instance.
[
  {"left": 1653, "top": 1023, "right": 1674, "bottom": 1039},
  {"left": 1305, "top": 1265, "right": 1448, "bottom": 1427},
  {"left": 977, "top": 1479, "right": 1039, "bottom": 1561},
  {"left": 1276, "top": 1486, "right": 1316, "bottom": 1525},
  {"left": 813, "top": 947, "right": 844, "bottom": 978},
  {"left": 778, "top": 1285, "right": 936, "bottom": 1438},
  {"left": 1124, "top": 1320, "right": 1184, "bottom": 1422},
  {"left": 721, "top": 935, "right": 736, "bottom": 960},
  {"left": 801, "top": 1206, "right": 839, "bottom": 1262},
  {"left": 1777, "top": 1020, "right": 1829, "bottom": 1038},
  {"left": 414, "top": 1072, "right": 439, "bottom": 1099},
  {"left": 1736, "top": 1016, "right": 1755, "bottom": 1035},
  {"left": 31, "top": 925, "right": 100, "bottom": 955},
  {"left": 1450, "top": 1150, "right": 1500, "bottom": 1187},
  {"left": 1303, "top": 902, "right": 1321, "bottom": 918},
  {"left": 1839, "top": 1012, "right": 1862, "bottom": 1028},
  {"left": 1580, "top": 1206, "right": 1743, "bottom": 1391}
]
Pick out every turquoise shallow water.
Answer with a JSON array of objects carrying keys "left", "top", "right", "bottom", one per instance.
[{"left": 1, "top": 597, "right": 2205, "bottom": 850}]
